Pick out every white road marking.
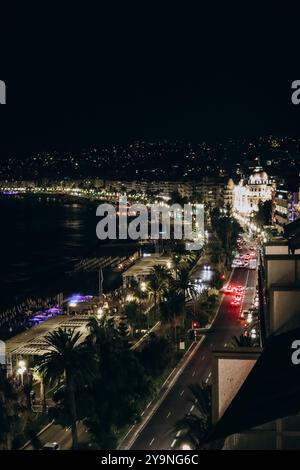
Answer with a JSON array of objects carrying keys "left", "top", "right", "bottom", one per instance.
[
  {"left": 224, "top": 343, "right": 227, "bottom": 347},
  {"left": 205, "top": 377, "right": 209, "bottom": 383},
  {"left": 208, "top": 371, "right": 212, "bottom": 378},
  {"left": 202, "top": 356, "right": 205, "bottom": 360},
  {"left": 190, "top": 405, "right": 195, "bottom": 412},
  {"left": 171, "top": 439, "right": 177, "bottom": 448},
  {"left": 176, "top": 430, "right": 181, "bottom": 437},
  {"left": 166, "top": 411, "right": 171, "bottom": 418},
  {"left": 180, "top": 389, "right": 185, "bottom": 396},
  {"left": 146, "top": 402, "right": 151, "bottom": 409},
  {"left": 149, "top": 438, "right": 155, "bottom": 446},
  {"left": 192, "top": 370, "right": 196, "bottom": 376}
]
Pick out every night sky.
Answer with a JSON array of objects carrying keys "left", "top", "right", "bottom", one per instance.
[{"left": 1, "top": 3, "right": 300, "bottom": 158}]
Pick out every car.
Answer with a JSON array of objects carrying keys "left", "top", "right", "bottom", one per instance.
[
  {"left": 234, "top": 294, "right": 242, "bottom": 301},
  {"left": 232, "top": 286, "right": 241, "bottom": 294},
  {"left": 236, "top": 285, "right": 244, "bottom": 291},
  {"left": 225, "top": 285, "right": 234, "bottom": 294},
  {"left": 243, "top": 254, "right": 250, "bottom": 260},
  {"left": 230, "top": 299, "right": 241, "bottom": 307},
  {"left": 42, "top": 442, "right": 61, "bottom": 451},
  {"left": 203, "top": 264, "right": 211, "bottom": 270}
]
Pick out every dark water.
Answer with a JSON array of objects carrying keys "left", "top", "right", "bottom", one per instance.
[{"left": 0, "top": 194, "right": 133, "bottom": 309}]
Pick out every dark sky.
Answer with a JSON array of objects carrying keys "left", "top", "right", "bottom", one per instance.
[{"left": 1, "top": 2, "right": 300, "bottom": 158}]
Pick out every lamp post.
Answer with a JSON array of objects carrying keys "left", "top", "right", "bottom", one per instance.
[{"left": 17, "top": 359, "right": 26, "bottom": 386}]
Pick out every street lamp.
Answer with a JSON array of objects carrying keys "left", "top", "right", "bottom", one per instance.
[{"left": 17, "top": 359, "right": 27, "bottom": 386}]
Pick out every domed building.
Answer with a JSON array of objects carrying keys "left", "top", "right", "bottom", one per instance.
[
  {"left": 234, "top": 167, "right": 273, "bottom": 215},
  {"left": 248, "top": 169, "right": 269, "bottom": 185}
]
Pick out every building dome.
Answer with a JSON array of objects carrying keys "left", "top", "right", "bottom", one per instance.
[{"left": 248, "top": 167, "right": 269, "bottom": 184}]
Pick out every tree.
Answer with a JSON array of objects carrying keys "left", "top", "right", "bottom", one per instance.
[
  {"left": 126, "top": 278, "right": 147, "bottom": 302},
  {"left": 171, "top": 254, "right": 185, "bottom": 280},
  {"left": 37, "top": 328, "right": 97, "bottom": 449},
  {"left": 84, "top": 320, "right": 151, "bottom": 449},
  {"left": 211, "top": 271, "right": 224, "bottom": 290},
  {"left": 147, "top": 265, "right": 172, "bottom": 316},
  {"left": 169, "top": 191, "right": 188, "bottom": 206},
  {"left": 160, "top": 289, "right": 185, "bottom": 342},
  {"left": 176, "top": 268, "right": 196, "bottom": 302},
  {"left": 139, "top": 334, "right": 175, "bottom": 379},
  {"left": 210, "top": 208, "right": 241, "bottom": 270},
  {"left": 122, "top": 301, "right": 141, "bottom": 334},
  {"left": 254, "top": 200, "right": 272, "bottom": 227},
  {"left": 0, "top": 368, "right": 21, "bottom": 449}
]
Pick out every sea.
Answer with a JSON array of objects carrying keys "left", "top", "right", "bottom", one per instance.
[{"left": 0, "top": 194, "right": 136, "bottom": 310}]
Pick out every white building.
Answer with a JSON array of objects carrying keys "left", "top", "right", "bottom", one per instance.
[{"left": 234, "top": 167, "right": 273, "bottom": 215}]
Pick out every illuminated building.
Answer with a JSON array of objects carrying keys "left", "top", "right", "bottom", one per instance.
[
  {"left": 233, "top": 167, "right": 273, "bottom": 215},
  {"left": 274, "top": 188, "right": 300, "bottom": 234},
  {"left": 222, "top": 178, "right": 235, "bottom": 210}
]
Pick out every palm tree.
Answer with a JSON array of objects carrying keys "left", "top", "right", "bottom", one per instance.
[
  {"left": 160, "top": 290, "right": 184, "bottom": 343},
  {"left": 171, "top": 254, "right": 185, "bottom": 279},
  {"left": 37, "top": 328, "right": 97, "bottom": 449},
  {"left": 122, "top": 301, "right": 141, "bottom": 335},
  {"left": 176, "top": 268, "right": 197, "bottom": 302},
  {"left": 147, "top": 265, "right": 172, "bottom": 316},
  {"left": 87, "top": 316, "right": 115, "bottom": 346},
  {"left": 127, "top": 278, "right": 148, "bottom": 302},
  {"left": 174, "top": 383, "right": 213, "bottom": 450}
]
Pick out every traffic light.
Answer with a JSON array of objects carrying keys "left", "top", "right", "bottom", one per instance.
[{"left": 192, "top": 320, "right": 199, "bottom": 341}]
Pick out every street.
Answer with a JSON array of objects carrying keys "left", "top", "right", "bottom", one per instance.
[
  {"left": 23, "top": 422, "right": 89, "bottom": 450},
  {"left": 129, "top": 266, "right": 257, "bottom": 450}
]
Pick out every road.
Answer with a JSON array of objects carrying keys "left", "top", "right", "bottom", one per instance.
[
  {"left": 23, "top": 422, "right": 89, "bottom": 450},
  {"left": 130, "top": 265, "right": 257, "bottom": 450}
]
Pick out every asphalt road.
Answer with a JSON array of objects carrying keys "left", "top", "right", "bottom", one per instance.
[
  {"left": 24, "top": 422, "right": 89, "bottom": 450},
  {"left": 130, "top": 265, "right": 257, "bottom": 450}
]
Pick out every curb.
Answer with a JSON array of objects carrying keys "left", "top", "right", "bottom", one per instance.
[{"left": 21, "top": 420, "right": 54, "bottom": 450}]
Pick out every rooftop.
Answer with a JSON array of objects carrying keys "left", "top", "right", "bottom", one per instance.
[{"left": 122, "top": 254, "right": 172, "bottom": 278}]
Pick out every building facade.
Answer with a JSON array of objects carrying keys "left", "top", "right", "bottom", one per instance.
[
  {"left": 274, "top": 188, "right": 300, "bottom": 234},
  {"left": 233, "top": 167, "right": 273, "bottom": 215}
]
